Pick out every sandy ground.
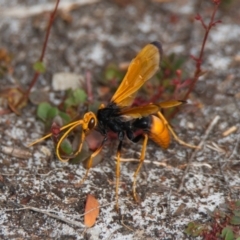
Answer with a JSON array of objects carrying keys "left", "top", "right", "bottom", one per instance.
[{"left": 0, "top": 0, "right": 240, "bottom": 239}]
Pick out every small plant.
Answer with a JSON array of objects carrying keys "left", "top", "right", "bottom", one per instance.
[
  {"left": 0, "top": 0, "right": 60, "bottom": 114},
  {"left": 185, "top": 200, "right": 240, "bottom": 240},
  {"left": 127, "top": 0, "right": 222, "bottom": 120},
  {"left": 35, "top": 88, "right": 90, "bottom": 160}
]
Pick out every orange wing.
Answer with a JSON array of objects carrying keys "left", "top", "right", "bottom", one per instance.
[
  {"left": 111, "top": 41, "right": 162, "bottom": 107},
  {"left": 119, "top": 100, "right": 183, "bottom": 120}
]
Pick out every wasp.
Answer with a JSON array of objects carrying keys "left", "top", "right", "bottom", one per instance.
[{"left": 29, "top": 42, "right": 196, "bottom": 209}]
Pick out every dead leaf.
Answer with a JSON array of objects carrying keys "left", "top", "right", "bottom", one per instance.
[
  {"left": 0, "top": 88, "right": 27, "bottom": 115},
  {"left": 0, "top": 48, "right": 12, "bottom": 75},
  {"left": 20, "top": 195, "right": 32, "bottom": 204},
  {"left": 97, "top": 86, "right": 111, "bottom": 98},
  {"left": 84, "top": 194, "right": 99, "bottom": 228}
]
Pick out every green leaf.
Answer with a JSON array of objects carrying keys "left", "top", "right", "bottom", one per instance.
[
  {"left": 46, "top": 107, "right": 59, "bottom": 120},
  {"left": 58, "top": 111, "right": 71, "bottom": 124},
  {"left": 221, "top": 227, "right": 234, "bottom": 240},
  {"left": 64, "top": 98, "right": 75, "bottom": 109},
  {"left": 184, "top": 222, "right": 203, "bottom": 237},
  {"left": 235, "top": 200, "right": 240, "bottom": 207},
  {"left": 73, "top": 89, "right": 87, "bottom": 104},
  {"left": 233, "top": 210, "right": 240, "bottom": 217},
  {"left": 64, "top": 89, "right": 87, "bottom": 109},
  {"left": 70, "top": 148, "right": 90, "bottom": 164},
  {"left": 33, "top": 61, "right": 46, "bottom": 73},
  {"left": 60, "top": 139, "right": 73, "bottom": 155},
  {"left": 37, "top": 102, "right": 52, "bottom": 121},
  {"left": 105, "top": 64, "right": 119, "bottom": 80},
  {"left": 88, "top": 101, "right": 101, "bottom": 113},
  {"left": 230, "top": 216, "right": 240, "bottom": 225},
  {"left": 173, "top": 57, "right": 186, "bottom": 70}
]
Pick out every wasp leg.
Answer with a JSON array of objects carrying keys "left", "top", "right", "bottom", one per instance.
[
  {"left": 76, "top": 143, "right": 104, "bottom": 187},
  {"left": 156, "top": 111, "right": 199, "bottom": 149},
  {"left": 132, "top": 133, "right": 148, "bottom": 202},
  {"left": 115, "top": 140, "right": 123, "bottom": 211}
]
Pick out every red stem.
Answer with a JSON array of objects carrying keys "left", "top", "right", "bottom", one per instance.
[
  {"left": 25, "top": 0, "right": 60, "bottom": 97},
  {"left": 183, "top": 2, "right": 220, "bottom": 101},
  {"left": 85, "top": 70, "right": 94, "bottom": 104},
  {"left": 167, "top": 1, "right": 220, "bottom": 120}
]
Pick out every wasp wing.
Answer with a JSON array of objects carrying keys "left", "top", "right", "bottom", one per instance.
[
  {"left": 111, "top": 42, "right": 162, "bottom": 107},
  {"left": 157, "top": 100, "right": 184, "bottom": 109},
  {"left": 119, "top": 100, "right": 183, "bottom": 120},
  {"left": 120, "top": 104, "right": 159, "bottom": 119}
]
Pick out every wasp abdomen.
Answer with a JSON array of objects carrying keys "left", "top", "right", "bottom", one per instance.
[
  {"left": 148, "top": 115, "right": 170, "bottom": 149},
  {"left": 132, "top": 115, "right": 170, "bottom": 149}
]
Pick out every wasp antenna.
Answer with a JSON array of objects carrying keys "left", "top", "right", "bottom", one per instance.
[
  {"left": 28, "top": 120, "right": 84, "bottom": 148},
  {"left": 59, "top": 120, "right": 83, "bottom": 131},
  {"left": 28, "top": 133, "right": 53, "bottom": 147},
  {"left": 56, "top": 121, "right": 84, "bottom": 162}
]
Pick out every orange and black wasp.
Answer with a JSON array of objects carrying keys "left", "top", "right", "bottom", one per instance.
[{"left": 29, "top": 41, "right": 196, "bottom": 209}]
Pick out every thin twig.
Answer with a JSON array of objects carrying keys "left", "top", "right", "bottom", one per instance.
[
  {"left": 226, "top": 129, "right": 240, "bottom": 160},
  {"left": 217, "top": 154, "right": 233, "bottom": 200},
  {"left": 222, "top": 126, "right": 238, "bottom": 137},
  {"left": 218, "top": 130, "right": 240, "bottom": 200},
  {"left": 205, "top": 142, "right": 226, "bottom": 153},
  {"left": 119, "top": 157, "right": 212, "bottom": 169},
  {"left": 3, "top": 206, "right": 85, "bottom": 227},
  {"left": 0, "top": 0, "right": 100, "bottom": 18},
  {"left": 178, "top": 115, "right": 220, "bottom": 192},
  {"left": 0, "top": 144, "right": 32, "bottom": 159},
  {"left": 166, "top": 188, "right": 172, "bottom": 219},
  {"left": 2, "top": 201, "right": 116, "bottom": 223},
  {"left": 180, "top": 162, "right": 212, "bottom": 169},
  {"left": 118, "top": 157, "right": 168, "bottom": 167},
  {"left": 36, "top": 168, "right": 63, "bottom": 176},
  {"left": 121, "top": 215, "right": 134, "bottom": 232}
]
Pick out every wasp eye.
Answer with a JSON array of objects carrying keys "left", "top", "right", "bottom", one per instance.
[{"left": 88, "top": 117, "right": 95, "bottom": 129}]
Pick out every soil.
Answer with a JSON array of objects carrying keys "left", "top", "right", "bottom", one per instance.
[{"left": 0, "top": 0, "right": 240, "bottom": 239}]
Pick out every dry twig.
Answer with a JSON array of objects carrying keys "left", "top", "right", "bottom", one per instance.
[
  {"left": 0, "top": 144, "right": 32, "bottom": 159},
  {"left": 178, "top": 115, "right": 220, "bottom": 192},
  {"left": 3, "top": 206, "right": 85, "bottom": 227},
  {"left": 0, "top": 0, "right": 100, "bottom": 18},
  {"left": 218, "top": 130, "right": 240, "bottom": 199}
]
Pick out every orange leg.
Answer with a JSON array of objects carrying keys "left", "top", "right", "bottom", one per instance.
[
  {"left": 115, "top": 140, "right": 123, "bottom": 211},
  {"left": 76, "top": 143, "right": 104, "bottom": 187},
  {"left": 132, "top": 133, "right": 148, "bottom": 202}
]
